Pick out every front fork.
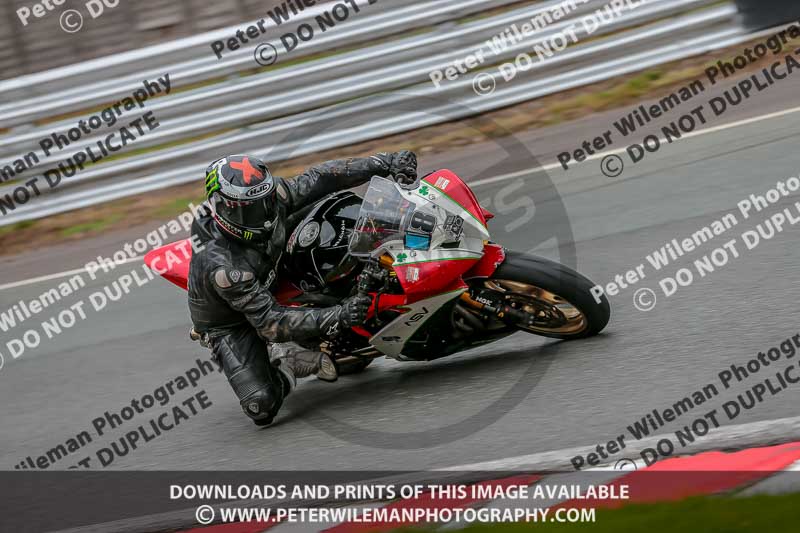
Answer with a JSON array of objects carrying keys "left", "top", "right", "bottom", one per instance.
[
  {"left": 459, "top": 290, "right": 537, "bottom": 329},
  {"left": 459, "top": 244, "right": 540, "bottom": 329}
]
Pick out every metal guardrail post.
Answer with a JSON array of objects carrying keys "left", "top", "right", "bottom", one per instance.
[
  {"left": 734, "top": 0, "right": 800, "bottom": 29},
  {"left": 1, "top": 0, "right": 28, "bottom": 78}
]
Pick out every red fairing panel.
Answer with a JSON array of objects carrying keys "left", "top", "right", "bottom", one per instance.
[
  {"left": 384, "top": 169, "right": 493, "bottom": 300},
  {"left": 274, "top": 280, "right": 303, "bottom": 305},
  {"left": 394, "top": 261, "right": 474, "bottom": 302},
  {"left": 463, "top": 244, "right": 506, "bottom": 279},
  {"left": 144, "top": 240, "right": 306, "bottom": 303},
  {"left": 144, "top": 239, "right": 193, "bottom": 290},
  {"left": 422, "top": 169, "right": 488, "bottom": 227}
]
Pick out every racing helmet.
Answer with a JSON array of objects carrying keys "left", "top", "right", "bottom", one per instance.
[{"left": 205, "top": 155, "right": 279, "bottom": 244}]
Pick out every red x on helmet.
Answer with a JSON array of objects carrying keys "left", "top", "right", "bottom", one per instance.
[{"left": 205, "top": 155, "right": 279, "bottom": 243}]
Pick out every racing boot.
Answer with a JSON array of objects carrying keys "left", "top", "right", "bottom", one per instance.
[{"left": 270, "top": 342, "right": 338, "bottom": 383}]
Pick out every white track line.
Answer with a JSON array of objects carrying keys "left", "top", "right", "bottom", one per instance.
[
  {"left": 469, "top": 103, "right": 800, "bottom": 186},
  {"left": 4, "top": 103, "right": 800, "bottom": 292},
  {"left": 0, "top": 255, "right": 144, "bottom": 291}
]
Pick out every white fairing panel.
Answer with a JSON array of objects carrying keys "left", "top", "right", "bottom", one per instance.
[{"left": 370, "top": 288, "right": 466, "bottom": 358}]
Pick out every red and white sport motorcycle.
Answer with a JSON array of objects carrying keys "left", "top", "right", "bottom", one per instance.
[{"left": 146, "top": 170, "right": 610, "bottom": 373}]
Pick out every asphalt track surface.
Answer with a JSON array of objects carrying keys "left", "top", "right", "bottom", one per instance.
[{"left": 1, "top": 69, "right": 799, "bottom": 473}]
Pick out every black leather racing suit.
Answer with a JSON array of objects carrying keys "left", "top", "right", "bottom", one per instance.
[{"left": 188, "top": 155, "right": 400, "bottom": 424}]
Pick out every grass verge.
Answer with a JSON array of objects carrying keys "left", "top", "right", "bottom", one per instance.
[
  {"left": 397, "top": 493, "right": 800, "bottom": 533},
  {"left": 2, "top": 33, "right": 796, "bottom": 257}
]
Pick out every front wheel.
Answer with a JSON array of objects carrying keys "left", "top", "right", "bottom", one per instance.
[{"left": 480, "top": 251, "right": 610, "bottom": 340}]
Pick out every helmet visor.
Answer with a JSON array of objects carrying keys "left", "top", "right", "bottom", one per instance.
[{"left": 212, "top": 193, "right": 278, "bottom": 230}]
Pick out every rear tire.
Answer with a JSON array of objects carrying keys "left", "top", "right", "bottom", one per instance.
[{"left": 488, "top": 250, "right": 610, "bottom": 339}]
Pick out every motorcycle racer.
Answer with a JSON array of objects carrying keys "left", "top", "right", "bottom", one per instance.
[{"left": 188, "top": 152, "right": 418, "bottom": 426}]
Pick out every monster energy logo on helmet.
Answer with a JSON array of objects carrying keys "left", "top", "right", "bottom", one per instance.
[{"left": 205, "top": 167, "right": 221, "bottom": 198}]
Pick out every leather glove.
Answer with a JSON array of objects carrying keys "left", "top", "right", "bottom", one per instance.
[
  {"left": 389, "top": 150, "right": 418, "bottom": 184},
  {"left": 338, "top": 294, "right": 373, "bottom": 329}
]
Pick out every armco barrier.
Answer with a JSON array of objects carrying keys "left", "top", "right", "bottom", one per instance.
[
  {"left": 0, "top": 0, "right": 779, "bottom": 225},
  {"left": 734, "top": 0, "right": 800, "bottom": 29}
]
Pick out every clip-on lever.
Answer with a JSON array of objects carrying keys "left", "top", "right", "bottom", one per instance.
[{"left": 356, "top": 259, "right": 383, "bottom": 297}]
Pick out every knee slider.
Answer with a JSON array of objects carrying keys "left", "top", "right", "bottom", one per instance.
[{"left": 239, "top": 388, "right": 282, "bottom": 422}]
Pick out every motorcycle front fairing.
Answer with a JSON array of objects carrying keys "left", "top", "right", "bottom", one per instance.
[
  {"left": 143, "top": 170, "right": 506, "bottom": 360},
  {"left": 349, "top": 172, "right": 493, "bottom": 358}
]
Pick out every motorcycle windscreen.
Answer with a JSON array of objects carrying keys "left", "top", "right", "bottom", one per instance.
[{"left": 349, "top": 177, "right": 418, "bottom": 256}]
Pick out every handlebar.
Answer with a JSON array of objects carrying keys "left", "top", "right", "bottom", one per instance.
[
  {"left": 394, "top": 172, "right": 420, "bottom": 190},
  {"left": 356, "top": 259, "right": 383, "bottom": 297}
]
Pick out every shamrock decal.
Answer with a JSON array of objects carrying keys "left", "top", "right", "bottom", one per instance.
[
  {"left": 418, "top": 185, "right": 430, "bottom": 196},
  {"left": 396, "top": 253, "right": 408, "bottom": 263}
]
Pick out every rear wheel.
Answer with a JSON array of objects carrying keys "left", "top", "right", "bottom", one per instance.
[{"left": 482, "top": 251, "right": 610, "bottom": 340}]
